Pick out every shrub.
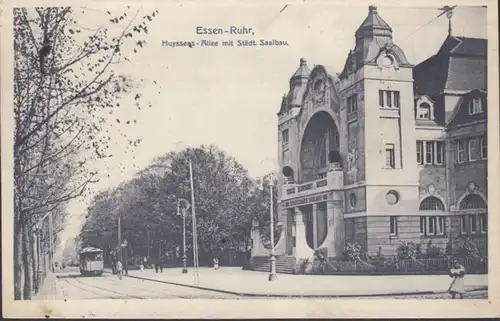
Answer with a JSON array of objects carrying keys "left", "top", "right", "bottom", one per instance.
[
  {"left": 343, "top": 243, "right": 362, "bottom": 261},
  {"left": 314, "top": 247, "right": 328, "bottom": 262},
  {"left": 292, "top": 258, "right": 309, "bottom": 274},
  {"left": 396, "top": 241, "right": 418, "bottom": 260},
  {"left": 415, "top": 244, "right": 423, "bottom": 259},
  {"left": 425, "top": 240, "right": 445, "bottom": 258},
  {"left": 454, "top": 236, "right": 487, "bottom": 259}
]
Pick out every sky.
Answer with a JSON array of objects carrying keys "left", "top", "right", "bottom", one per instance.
[{"left": 56, "top": 3, "right": 487, "bottom": 255}]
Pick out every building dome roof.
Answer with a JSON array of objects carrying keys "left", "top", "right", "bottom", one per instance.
[
  {"left": 291, "top": 57, "right": 311, "bottom": 80},
  {"left": 355, "top": 5, "right": 392, "bottom": 42}
]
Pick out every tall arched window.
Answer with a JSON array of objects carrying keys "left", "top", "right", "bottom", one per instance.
[
  {"left": 459, "top": 194, "right": 486, "bottom": 210},
  {"left": 419, "top": 196, "right": 445, "bottom": 211}
]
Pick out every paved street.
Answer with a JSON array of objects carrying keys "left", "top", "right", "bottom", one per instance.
[
  {"left": 124, "top": 267, "right": 488, "bottom": 297},
  {"left": 57, "top": 272, "right": 238, "bottom": 299},
  {"left": 53, "top": 267, "right": 488, "bottom": 300}
]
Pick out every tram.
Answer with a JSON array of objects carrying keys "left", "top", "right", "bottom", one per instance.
[{"left": 79, "top": 247, "right": 104, "bottom": 276}]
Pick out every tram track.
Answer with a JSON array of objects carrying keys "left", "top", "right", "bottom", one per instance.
[
  {"left": 59, "top": 275, "right": 146, "bottom": 299},
  {"left": 57, "top": 272, "right": 238, "bottom": 299}
]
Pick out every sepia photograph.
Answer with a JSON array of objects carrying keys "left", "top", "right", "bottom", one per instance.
[{"left": 1, "top": 0, "right": 498, "bottom": 318}]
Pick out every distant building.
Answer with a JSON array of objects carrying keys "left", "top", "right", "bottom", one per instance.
[{"left": 273, "top": 5, "right": 487, "bottom": 260}]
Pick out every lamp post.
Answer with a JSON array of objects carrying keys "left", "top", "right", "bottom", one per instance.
[
  {"left": 121, "top": 239, "right": 128, "bottom": 275},
  {"left": 268, "top": 174, "right": 277, "bottom": 281},
  {"left": 177, "top": 198, "right": 190, "bottom": 274}
]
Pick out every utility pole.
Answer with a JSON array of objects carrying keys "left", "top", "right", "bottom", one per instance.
[
  {"left": 118, "top": 216, "right": 122, "bottom": 262},
  {"left": 189, "top": 159, "right": 200, "bottom": 284},
  {"left": 146, "top": 225, "right": 150, "bottom": 258}
]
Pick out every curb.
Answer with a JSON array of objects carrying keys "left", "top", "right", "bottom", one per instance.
[{"left": 125, "top": 274, "right": 488, "bottom": 298}]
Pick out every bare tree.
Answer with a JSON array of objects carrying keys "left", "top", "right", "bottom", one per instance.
[{"left": 13, "top": 6, "right": 160, "bottom": 299}]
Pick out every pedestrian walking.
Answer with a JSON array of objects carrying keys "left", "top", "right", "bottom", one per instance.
[
  {"left": 448, "top": 260, "right": 466, "bottom": 299},
  {"left": 213, "top": 257, "right": 219, "bottom": 270},
  {"left": 116, "top": 260, "right": 124, "bottom": 280},
  {"left": 140, "top": 257, "right": 145, "bottom": 272}
]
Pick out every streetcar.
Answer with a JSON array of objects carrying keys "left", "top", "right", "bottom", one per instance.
[{"left": 79, "top": 247, "right": 104, "bottom": 276}]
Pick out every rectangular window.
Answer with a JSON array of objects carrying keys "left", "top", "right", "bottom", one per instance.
[
  {"left": 379, "top": 91, "right": 400, "bottom": 108},
  {"left": 385, "top": 144, "right": 395, "bottom": 168},
  {"left": 460, "top": 216, "right": 467, "bottom": 234},
  {"left": 469, "top": 97, "right": 485, "bottom": 115},
  {"left": 437, "top": 217, "right": 445, "bottom": 235},
  {"left": 435, "top": 141, "right": 444, "bottom": 165},
  {"left": 457, "top": 140, "right": 466, "bottom": 163},
  {"left": 419, "top": 216, "right": 426, "bottom": 235},
  {"left": 469, "top": 215, "right": 477, "bottom": 233},
  {"left": 282, "top": 129, "right": 289, "bottom": 144},
  {"left": 393, "top": 91, "right": 400, "bottom": 108},
  {"left": 468, "top": 138, "right": 479, "bottom": 161},
  {"left": 428, "top": 216, "right": 436, "bottom": 235},
  {"left": 481, "top": 135, "right": 487, "bottom": 159},
  {"left": 347, "top": 94, "right": 358, "bottom": 114},
  {"left": 386, "top": 91, "right": 392, "bottom": 107},
  {"left": 425, "top": 141, "right": 434, "bottom": 164},
  {"left": 390, "top": 216, "right": 398, "bottom": 236},
  {"left": 479, "top": 214, "right": 488, "bottom": 233},
  {"left": 416, "top": 141, "right": 423, "bottom": 164}
]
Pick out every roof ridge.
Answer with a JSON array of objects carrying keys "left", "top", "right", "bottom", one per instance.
[{"left": 449, "top": 37, "right": 463, "bottom": 54}]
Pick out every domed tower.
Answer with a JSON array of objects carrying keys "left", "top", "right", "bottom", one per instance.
[
  {"left": 277, "top": 58, "right": 311, "bottom": 188},
  {"left": 338, "top": 5, "right": 420, "bottom": 256},
  {"left": 275, "top": 58, "right": 311, "bottom": 257}
]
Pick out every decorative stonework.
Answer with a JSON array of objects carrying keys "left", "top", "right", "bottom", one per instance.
[
  {"left": 386, "top": 190, "right": 400, "bottom": 205},
  {"left": 467, "top": 182, "right": 477, "bottom": 193},
  {"left": 427, "top": 184, "right": 436, "bottom": 195}
]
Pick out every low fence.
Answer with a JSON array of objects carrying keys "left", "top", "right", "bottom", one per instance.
[{"left": 301, "top": 257, "right": 487, "bottom": 275}]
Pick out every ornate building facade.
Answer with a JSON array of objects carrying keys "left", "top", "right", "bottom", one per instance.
[{"left": 273, "top": 5, "right": 488, "bottom": 260}]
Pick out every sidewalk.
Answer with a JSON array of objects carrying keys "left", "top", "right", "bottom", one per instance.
[
  {"left": 125, "top": 267, "right": 488, "bottom": 297},
  {"left": 32, "top": 272, "right": 65, "bottom": 300}
]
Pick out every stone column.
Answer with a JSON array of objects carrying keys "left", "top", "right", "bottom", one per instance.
[
  {"left": 327, "top": 197, "right": 345, "bottom": 258},
  {"left": 294, "top": 207, "right": 314, "bottom": 259},
  {"left": 312, "top": 203, "right": 318, "bottom": 249}
]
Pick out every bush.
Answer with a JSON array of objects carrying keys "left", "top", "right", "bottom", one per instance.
[
  {"left": 425, "top": 240, "right": 445, "bottom": 258},
  {"left": 314, "top": 247, "right": 328, "bottom": 262},
  {"left": 292, "top": 258, "right": 309, "bottom": 274},
  {"left": 396, "top": 241, "right": 418, "bottom": 260},
  {"left": 343, "top": 243, "right": 362, "bottom": 261},
  {"left": 454, "top": 236, "right": 487, "bottom": 259}
]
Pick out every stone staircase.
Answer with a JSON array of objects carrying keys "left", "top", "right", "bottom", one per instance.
[{"left": 251, "top": 256, "right": 296, "bottom": 274}]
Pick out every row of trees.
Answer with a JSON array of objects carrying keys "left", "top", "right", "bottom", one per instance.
[
  {"left": 13, "top": 6, "right": 160, "bottom": 299},
  {"left": 77, "top": 145, "right": 280, "bottom": 266}
]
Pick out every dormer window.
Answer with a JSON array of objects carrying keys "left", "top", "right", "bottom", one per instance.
[
  {"left": 417, "top": 103, "right": 431, "bottom": 120},
  {"left": 415, "top": 96, "right": 435, "bottom": 121},
  {"left": 468, "top": 97, "right": 486, "bottom": 115}
]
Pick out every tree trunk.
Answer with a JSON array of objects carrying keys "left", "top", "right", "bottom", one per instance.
[
  {"left": 14, "top": 215, "right": 24, "bottom": 300},
  {"left": 22, "top": 223, "right": 33, "bottom": 299},
  {"left": 32, "top": 232, "right": 39, "bottom": 293}
]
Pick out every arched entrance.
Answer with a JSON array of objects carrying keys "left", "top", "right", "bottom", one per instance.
[{"left": 299, "top": 111, "right": 339, "bottom": 183}]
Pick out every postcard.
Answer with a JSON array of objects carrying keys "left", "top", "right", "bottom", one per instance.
[{"left": 1, "top": 0, "right": 499, "bottom": 318}]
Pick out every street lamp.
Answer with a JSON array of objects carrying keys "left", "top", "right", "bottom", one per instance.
[
  {"left": 177, "top": 198, "right": 191, "bottom": 274},
  {"left": 268, "top": 173, "right": 277, "bottom": 281},
  {"left": 121, "top": 239, "right": 128, "bottom": 275}
]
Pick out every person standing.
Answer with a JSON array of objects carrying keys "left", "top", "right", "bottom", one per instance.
[
  {"left": 448, "top": 260, "right": 466, "bottom": 299},
  {"left": 116, "top": 260, "right": 124, "bottom": 280},
  {"left": 213, "top": 257, "right": 219, "bottom": 270}
]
